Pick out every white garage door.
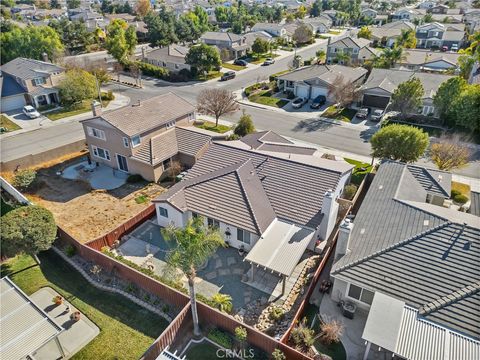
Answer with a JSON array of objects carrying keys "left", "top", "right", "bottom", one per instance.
[
  {"left": 311, "top": 86, "right": 328, "bottom": 99},
  {"left": 295, "top": 85, "right": 310, "bottom": 99},
  {"left": 1, "top": 95, "right": 26, "bottom": 112}
]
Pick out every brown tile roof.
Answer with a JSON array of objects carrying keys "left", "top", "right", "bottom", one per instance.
[
  {"left": 240, "top": 131, "right": 317, "bottom": 155},
  {"left": 98, "top": 93, "right": 195, "bottom": 137}
]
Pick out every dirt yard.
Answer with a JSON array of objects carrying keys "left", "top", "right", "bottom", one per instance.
[{"left": 19, "top": 155, "right": 167, "bottom": 243}]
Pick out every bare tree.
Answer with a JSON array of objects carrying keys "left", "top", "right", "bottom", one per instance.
[
  {"left": 293, "top": 24, "right": 313, "bottom": 45},
  {"left": 196, "top": 88, "right": 239, "bottom": 126},
  {"left": 430, "top": 135, "right": 471, "bottom": 171},
  {"left": 327, "top": 75, "right": 359, "bottom": 109},
  {"left": 315, "top": 315, "right": 344, "bottom": 345}
]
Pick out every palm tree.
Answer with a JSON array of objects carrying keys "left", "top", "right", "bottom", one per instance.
[
  {"left": 382, "top": 46, "right": 405, "bottom": 67},
  {"left": 335, "top": 52, "right": 351, "bottom": 65},
  {"left": 162, "top": 217, "right": 225, "bottom": 336},
  {"left": 316, "top": 49, "right": 326, "bottom": 64},
  {"left": 211, "top": 293, "right": 233, "bottom": 313}
]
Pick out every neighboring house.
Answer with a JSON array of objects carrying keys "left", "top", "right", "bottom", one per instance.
[
  {"left": 431, "top": 13, "right": 464, "bottom": 23},
  {"left": 251, "top": 22, "right": 290, "bottom": 40},
  {"left": 396, "top": 49, "right": 461, "bottom": 71},
  {"left": 359, "top": 68, "right": 453, "bottom": 115},
  {"left": 142, "top": 45, "right": 191, "bottom": 73},
  {"left": 0, "top": 57, "right": 65, "bottom": 111},
  {"left": 153, "top": 133, "right": 354, "bottom": 292},
  {"left": 276, "top": 64, "right": 368, "bottom": 101},
  {"left": 329, "top": 161, "right": 480, "bottom": 358},
  {"left": 0, "top": 277, "right": 66, "bottom": 359},
  {"left": 360, "top": 8, "right": 387, "bottom": 25},
  {"left": 464, "top": 9, "right": 480, "bottom": 32},
  {"left": 361, "top": 8, "right": 377, "bottom": 19},
  {"left": 322, "top": 10, "right": 343, "bottom": 26},
  {"left": 326, "top": 36, "right": 378, "bottom": 64},
  {"left": 301, "top": 15, "right": 332, "bottom": 34},
  {"left": 81, "top": 93, "right": 209, "bottom": 182},
  {"left": 200, "top": 31, "right": 250, "bottom": 60},
  {"left": 415, "top": 22, "right": 465, "bottom": 50},
  {"left": 244, "top": 31, "right": 274, "bottom": 48},
  {"left": 417, "top": 0, "right": 437, "bottom": 9},
  {"left": 370, "top": 20, "right": 416, "bottom": 48},
  {"left": 427, "top": 4, "right": 450, "bottom": 13},
  {"left": 392, "top": 7, "right": 426, "bottom": 21}
]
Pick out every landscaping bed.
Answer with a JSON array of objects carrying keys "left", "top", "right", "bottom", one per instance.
[
  {"left": 196, "top": 71, "right": 223, "bottom": 81},
  {"left": 322, "top": 106, "right": 357, "bottom": 122},
  {"left": 194, "top": 120, "right": 231, "bottom": 133},
  {"left": 344, "top": 158, "right": 372, "bottom": 185},
  {"left": 2, "top": 251, "right": 169, "bottom": 360},
  {"left": 0, "top": 114, "right": 21, "bottom": 132}
]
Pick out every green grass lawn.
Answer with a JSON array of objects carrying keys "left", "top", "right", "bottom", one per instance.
[
  {"left": 248, "top": 90, "right": 288, "bottom": 108},
  {"left": 328, "top": 30, "right": 342, "bottom": 35},
  {"left": 196, "top": 71, "right": 223, "bottom": 81},
  {"left": 0, "top": 114, "right": 21, "bottom": 132},
  {"left": 2, "top": 251, "right": 169, "bottom": 360},
  {"left": 195, "top": 120, "right": 231, "bottom": 133},
  {"left": 344, "top": 158, "right": 373, "bottom": 185},
  {"left": 323, "top": 106, "right": 357, "bottom": 122},
  {"left": 222, "top": 63, "right": 245, "bottom": 71},
  {"left": 46, "top": 100, "right": 110, "bottom": 121},
  {"left": 185, "top": 341, "right": 225, "bottom": 360},
  {"left": 249, "top": 53, "right": 279, "bottom": 65}
]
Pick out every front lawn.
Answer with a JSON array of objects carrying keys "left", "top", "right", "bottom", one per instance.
[
  {"left": 46, "top": 100, "right": 110, "bottom": 121},
  {"left": 196, "top": 71, "right": 223, "bottom": 81},
  {"left": 222, "top": 63, "right": 245, "bottom": 71},
  {"left": 2, "top": 251, "right": 169, "bottom": 360},
  {"left": 328, "top": 30, "right": 342, "bottom": 35},
  {"left": 323, "top": 106, "right": 357, "bottom": 122},
  {"left": 195, "top": 120, "right": 231, "bottom": 133},
  {"left": 249, "top": 53, "right": 279, "bottom": 65},
  {"left": 0, "top": 114, "right": 21, "bottom": 132},
  {"left": 344, "top": 158, "right": 373, "bottom": 185},
  {"left": 248, "top": 90, "right": 288, "bottom": 108}
]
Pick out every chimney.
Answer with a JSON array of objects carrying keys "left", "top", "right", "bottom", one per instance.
[
  {"left": 317, "top": 189, "right": 339, "bottom": 241},
  {"left": 91, "top": 100, "right": 102, "bottom": 117},
  {"left": 42, "top": 52, "right": 49, "bottom": 63},
  {"left": 335, "top": 218, "right": 354, "bottom": 259}
]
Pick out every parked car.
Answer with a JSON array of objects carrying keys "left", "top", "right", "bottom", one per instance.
[
  {"left": 356, "top": 107, "right": 370, "bottom": 119},
  {"left": 371, "top": 109, "right": 384, "bottom": 121},
  {"left": 451, "top": 44, "right": 459, "bottom": 52},
  {"left": 310, "top": 95, "right": 327, "bottom": 109},
  {"left": 291, "top": 97, "right": 307, "bottom": 109},
  {"left": 221, "top": 71, "right": 236, "bottom": 81},
  {"left": 263, "top": 58, "right": 275, "bottom": 66},
  {"left": 23, "top": 105, "right": 40, "bottom": 119},
  {"left": 233, "top": 59, "right": 248, "bottom": 66},
  {"left": 441, "top": 46, "right": 449, "bottom": 52}
]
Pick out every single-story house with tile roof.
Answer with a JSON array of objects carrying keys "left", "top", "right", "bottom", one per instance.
[
  {"left": 359, "top": 68, "right": 453, "bottom": 115},
  {"left": 370, "top": 20, "right": 416, "bottom": 47},
  {"left": 329, "top": 160, "right": 480, "bottom": 358},
  {"left": 395, "top": 48, "right": 461, "bottom": 71},
  {"left": 142, "top": 44, "right": 191, "bottom": 73},
  {"left": 81, "top": 93, "right": 210, "bottom": 182},
  {"left": 153, "top": 134, "right": 354, "bottom": 293},
  {"left": 276, "top": 64, "right": 368, "bottom": 102},
  {"left": 244, "top": 31, "right": 274, "bottom": 47}
]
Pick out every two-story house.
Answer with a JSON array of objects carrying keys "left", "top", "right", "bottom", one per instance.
[
  {"left": 251, "top": 22, "right": 290, "bottom": 39},
  {"left": 142, "top": 44, "right": 191, "bottom": 73},
  {"left": 200, "top": 31, "right": 250, "bottom": 60},
  {"left": 81, "top": 93, "right": 211, "bottom": 182},
  {"left": 0, "top": 57, "right": 65, "bottom": 111},
  {"left": 391, "top": 7, "right": 425, "bottom": 21},
  {"left": 326, "top": 36, "right": 378, "bottom": 65},
  {"left": 416, "top": 22, "right": 465, "bottom": 50},
  {"left": 417, "top": 0, "right": 437, "bottom": 9},
  {"left": 370, "top": 20, "right": 416, "bottom": 48}
]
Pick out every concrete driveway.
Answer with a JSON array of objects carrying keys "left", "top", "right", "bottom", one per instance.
[{"left": 5, "top": 109, "right": 52, "bottom": 129}]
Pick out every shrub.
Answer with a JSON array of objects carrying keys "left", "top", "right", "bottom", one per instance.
[
  {"left": 453, "top": 194, "right": 469, "bottom": 204},
  {"left": 234, "top": 111, "right": 255, "bottom": 137},
  {"left": 101, "top": 90, "right": 115, "bottom": 101},
  {"left": 234, "top": 326, "right": 247, "bottom": 342},
  {"left": 211, "top": 293, "right": 233, "bottom": 313},
  {"left": 12, "top": 169, "right": 36, "bottom": 191},
  {"left": 268, "top": 306, "right": 285, "bottom": 322},
  {"left": 342, "top": 184, "right": 358, "bottom": 200},
  {"left": 319, "top": 317, "right": 344, "bottom": 344},
  {"left": 272, "top": 349, "right": 286, "bottom": 360},
  {"left": 290, "top": 318, "right": 315, "bottom": 349},
  {"left": 451, "top": 189, "right": 461, "bottom": 198},
  {"left": 127, "top": 174, "right": 144, "bottom": 183},
  {"left": 65, "top": 245, "right": 76, "bottom": 257},
  {"left": 137, "top": 61, "right": 170, "bottom": 79},
  {"left": 208, "top": 328, "right": 233, "bottom": 349},
  {"left": 226, "top": 134, "right": 240, "bottom": 141}
]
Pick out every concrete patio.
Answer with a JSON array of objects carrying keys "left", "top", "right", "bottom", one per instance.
[
  {"left": 61, "top": 160, "right": 128, "bottom": 190},
  {"left": 30, "top": 287, "right": 99, "bottom": 359}
]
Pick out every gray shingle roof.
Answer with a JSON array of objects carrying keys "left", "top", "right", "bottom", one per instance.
[
  {"left": 277, "top": 64, "right": 367, "bottom": 86},
  {"left": 1, "top": 58, "right": 64, "bottom": 80},
  {"left": 174, "top": 142, "right": 349, "bottom": 228},
  {"left": 144, "top": 44, "right": 189, "bottom": 64},
  {"left": 201, "top": 31, "right": 243, "bottom": 42},
  {"left": 98, "top": 93, "right": 195, "bottom": 137},
  {"left": 401, "top": 49, "right": 461, "bottom": 66},
  {"left": 332, "top": 161, "right": 480, "bottom": 339}
]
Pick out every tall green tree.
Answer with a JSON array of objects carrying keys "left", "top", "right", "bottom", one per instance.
[
  {"left": 357, "top": 26, "right": 372, "bottom": 39},
  {"left": 194, "top": 5, "right": 210, "bottom": 32},
  {"left": 162, "top": 217, "right": 224, "bottom": 336},
  {"left": 450, "top": 85, "right": 480, "bottom": 132},
  {"left": 234, "top": 111, "right": 256, "bottom": 137},
  {"left": 1, "top": 206, "right": 57, "bottom": 264},
  {"left": 105, "top": 19, "right": 137, "bottom": 63},
  {"left": 370, "top": 124, "right": 429, "bottom": 163},
  {"left": 390, "top": 77, "right": 424, "bottom": 118},
  {"left": 185, "top": 44, "right": 221, "bottom": 76},
  {"left": 433, "top": 76, "right": 467, "bottom": 125},
  {"left": 144, "top": 7, "right": 178, "bottom": 46},
  {"left": 0, "top": 26, "right": 64, "bottom": 64},
  {"left": 49, "top": 18, "right": 95, "bottom": 54},
  {"left": 251, "top": 37, "right": 270, "bottom": 56},
  {"left": 310, "top": 0, "right": 322, "bottom": 17},
  {"left": 67, "top": 0, "right": 80, "bottom": 9},
  {"left": 58, "top": 69, "right": 98, "bottom": 106}
]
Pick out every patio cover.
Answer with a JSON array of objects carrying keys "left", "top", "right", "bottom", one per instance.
[
  {"left": 245, "top": 219, "right": 314, "bottom": 277},
  {"left": 0, "top": 277, "right": 62, "bottom": 359}
]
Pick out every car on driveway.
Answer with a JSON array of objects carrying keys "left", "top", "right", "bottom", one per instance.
[
  {"left": 356, "top": 107, "right": 370, "bottom": 119},
  {"left": 310, "top": 95, "right": 327, "bottom": 109},
  {"left": 371, "top": 109, "right": 384, "bottom": 122},
  {"left": 221, "top": 71, "right": 236, "bottom": 81},
  {"left": 291, "top": 97, "right": 307, "bottom": 109},
  {"left": 233, "top": 59, "right": 248, "bottom": 66},
  {"left": 23, "top": 105, "right": 41, "bottom": 119},
  {"left": 263, "top": 58, "right": 275, "bottom": 66}
]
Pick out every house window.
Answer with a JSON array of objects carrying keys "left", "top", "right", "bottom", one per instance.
[
  {"left": 166, "top": 120, "right": 175, "bottom": 129},
  {"left": 122, "top": 137, "right": 129, "bottom": 148},
  {"left": 32, "top": 77, "right": 46, "bottom": 86},
  {"left": 131, "top": 135, "right": 141, "bottom": 147},
  {"left": 163, "top": 159, "right": 171, "bottom": 170},
  {"left": 192, "top": 212, "right": 198, "bottom": 219},
  {"left": 207, "top": 218, "right": 220, "bottom": 228},
  {"left": 188, "top": 112, "right": 195, "bottom": 121},
  {"left": 87, "top": 127, "right": 106, "bottom": 140},
  {"left": 159, "top": 207, "right": 168, "bottom": 218},
  {"left": 92, "top": 145, "right": 110, "bottom": 161},
  {"left": 423, "top": 105, "right": 434, "bottom": 115},
  {"left": 237, "top": 229, "right": 251, "bottom": 244},
  {"left": 347, "top": 284, "right": 374, "bottom": 305}
]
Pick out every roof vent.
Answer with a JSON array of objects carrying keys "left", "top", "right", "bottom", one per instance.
[
  {"left": 423, "top": 219, "right": 429, "bottom": 226},
  {"left": 378, "top": 185, "right": 383, "bottom": 190},
  {"left": 360, "top": 228, "right": 365, "bottom": 235},
  {"left": 132, "top": 100, "right": 141, "bottom": 107},
  {"left": 437, "top": 174, "right": 443, "bottom": 183}
]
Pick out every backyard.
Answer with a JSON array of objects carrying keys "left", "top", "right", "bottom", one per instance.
[
  {"left": 1, "top": 251, "right": 168, "bottom": 360},
  {"left": 344, "top": 158, "right": 373, "bottom": 185}
]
